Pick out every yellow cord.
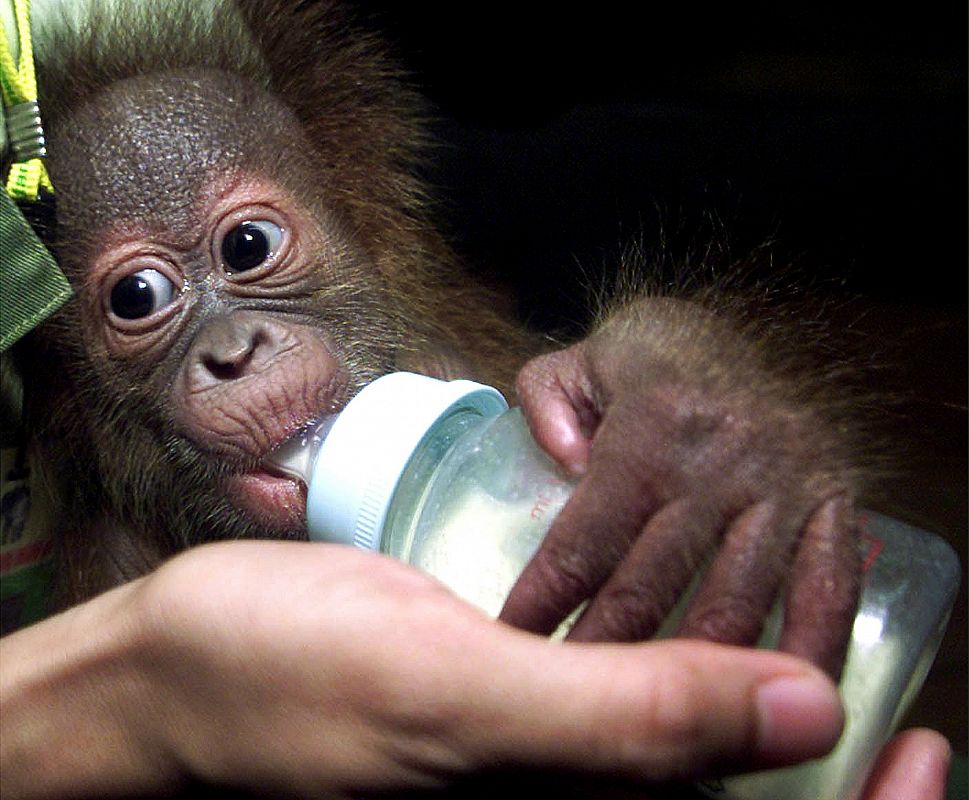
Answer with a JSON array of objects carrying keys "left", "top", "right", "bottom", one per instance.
[{"left": 0, "top": 0, "right": 53, "bottom": 200}]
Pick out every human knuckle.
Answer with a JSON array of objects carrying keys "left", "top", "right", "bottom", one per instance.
[
  {"left": 640, "top": 662, "right": 709, "bottom": 750},
  {"left": 372, "top": 676, "right": 451, "bottom": 736},
  {"left": 600, "top": 671, "right": 716, "bottom": 781},
  {"left": 138, "top": 547, "right": 215, "bottom": 622}
]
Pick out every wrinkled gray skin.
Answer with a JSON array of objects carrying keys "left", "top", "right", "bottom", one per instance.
[{"left": 21, "top": 47, "right": 860, "bottom": 676}]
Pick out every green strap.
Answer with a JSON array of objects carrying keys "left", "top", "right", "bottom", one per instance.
[
  {"left": 0, "top": 189, "right": 71, "bottom": 351},
  {"left": 1, "top": 0, "right": 55, "bottom": 199},
  {"left": 1, "top": 0, "right": 70, "bottom": 352}
]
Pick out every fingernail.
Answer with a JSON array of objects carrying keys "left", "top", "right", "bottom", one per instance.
[
  {"left": 755, "top": 674, "right": 844, "bottom": 763},
  {"left": 567, "top": 459, "right": 588, "bottom": 477}
]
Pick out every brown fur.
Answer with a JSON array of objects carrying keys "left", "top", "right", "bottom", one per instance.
[
  {"left": 11, "top": 0, "right": 869, "bottom": 629},
  {"left": 18, "top": 0, "right": 538, "bottom": 604},
  {"left": 31, "top": 0, "right": 536, "bottom": 390}
]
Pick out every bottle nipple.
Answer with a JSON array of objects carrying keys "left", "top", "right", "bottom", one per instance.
[{"left": 264, "top": 416, "right": 338, "bottom": 486}]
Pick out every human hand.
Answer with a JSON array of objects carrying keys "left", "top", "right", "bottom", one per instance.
[
  {"left": 503, "top": 297, "right": 860, "bottom": 676},
  {"left": 1, "top": 541, "right": 845, "bottom": 798},
  {"left": 861, "top": 728, "right": 952, "bottom": 800}
]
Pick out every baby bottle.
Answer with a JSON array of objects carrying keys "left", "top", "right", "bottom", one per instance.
[{"left": 269, "top": 371, "right": 960, "bottom": 800}]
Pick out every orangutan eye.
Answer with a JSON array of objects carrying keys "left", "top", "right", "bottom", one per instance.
[
  {"left": 220, "top": 220, "right": 284, "bottom": 273},
  {"left": 109, "top": 268, "right": 177, "bottom": 319}
]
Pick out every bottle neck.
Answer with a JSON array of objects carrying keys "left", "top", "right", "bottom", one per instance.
[{"left": 303, "top": 372, "right": 508, "bottom": 549}]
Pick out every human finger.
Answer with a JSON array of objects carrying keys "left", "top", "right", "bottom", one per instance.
[
  {"left": 860, "top": 728, "right": 951, "bottom": 800},
  {"left": 461, "top": 636, "right": 844, "bottom": 782}
]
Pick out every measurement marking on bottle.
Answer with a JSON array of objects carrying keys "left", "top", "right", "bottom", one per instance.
[
  {"left": 530, "top": 478, "right": 568, "bottom": 520},
  {"left": 861, "top": 533, "right": 884, "bottom": 573},
  {"left": 858, "top": 512, "right": 885, "bottom": 573}
]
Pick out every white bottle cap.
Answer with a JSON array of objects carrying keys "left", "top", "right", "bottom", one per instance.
[{"left": 306, "top": 372, "right": 508, "bottom": 550}]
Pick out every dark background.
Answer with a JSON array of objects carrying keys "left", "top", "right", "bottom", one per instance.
[
  {"left": 357, "top": 0, "right": 967, "bottom": 763},
  {"left": 360, "top": 2, "right": 964, "bottom": 322}
]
